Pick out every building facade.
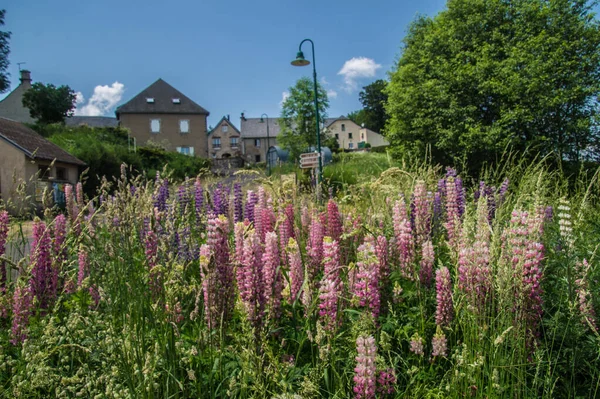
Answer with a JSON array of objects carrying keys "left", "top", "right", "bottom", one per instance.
[
  {"left": 324, "top": 117, "right": 389, "bottom": 150},
  {"left": 207, "top": 116, "right": 242, "bottom": 159},
  {"left": 0, "top": 70, "right": 35, "bottom": 124},
  {"left": 239, "top": 114, "right": 279, "bottom": 163},
  {"left": 115, "top": 79, "right": 209, "bottom": 157}
]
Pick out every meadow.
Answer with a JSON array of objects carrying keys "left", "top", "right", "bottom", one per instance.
[{"left": 0, "top": 157, "right": 599, "bottom": 398}]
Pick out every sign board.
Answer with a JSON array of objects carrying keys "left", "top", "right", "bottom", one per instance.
[{"left": 299, "top": 151, "right": 324, "bottom": 169}]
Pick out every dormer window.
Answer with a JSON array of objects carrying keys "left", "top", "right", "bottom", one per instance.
[
  {"left": 146, "top": 98, "right": 155, "bottom": 103},
  {"left": 172, "top": 98, "right": 181, "bottom": 104}
]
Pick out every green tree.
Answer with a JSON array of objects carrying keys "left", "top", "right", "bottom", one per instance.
[
  {"left": 386, "top": 0, "right": 600, "bottom": 169},
  {"left": 359, "top": 79, "right": 388, "bottom": 133},
  {"left": 0, "top": 10, "right": 11, "bottom": 94},
  {"left": 22, "top": 82, "right": 77, "bottom": 124},
  {"left": 347, "top": 109, "right": 367, "bottom": 128},
  {"left": 278, "top": 77, "right": 329, "bottom": 161}
]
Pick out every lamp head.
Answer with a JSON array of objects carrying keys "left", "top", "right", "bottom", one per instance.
[{"left": 291, "top": 51, "right": 310, "bottom": 67}]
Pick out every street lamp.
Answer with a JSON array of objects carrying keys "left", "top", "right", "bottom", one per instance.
[
  {"left": 260, "top": 113, "right": 270, "bottom": 175},
  {"left": 291, "top": 38, "right": 322, "bottom": 187}
]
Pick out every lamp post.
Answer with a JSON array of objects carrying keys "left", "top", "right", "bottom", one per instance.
[
  {"left": 260, "top": 113, "right": 270, "bottom": 175},
  {"left": 291, "top": 38, "right": 322, "bottom": 187}
]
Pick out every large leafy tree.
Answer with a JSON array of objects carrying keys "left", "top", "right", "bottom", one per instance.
[
  {"left": 386, "top": 0, "right": 600, "bottom": 169},
  {"left": 0, "top": 10, "right": 11, "bottom": 94},
  {"left": 278, "top": 77, "right": 329, "bottom": 161},
  {"left": 22, "top": 83, "right": 77, "bottom": 124},
  {"left": 359, "top": 79, "right": 388, "bottom": 133}
]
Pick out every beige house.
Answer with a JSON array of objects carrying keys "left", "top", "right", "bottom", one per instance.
[
  {"left": 116, "top": 79, "right": 209, "bottom": 157},
  {"left": 0, "top": 117, "right": 86, "bottom": 214},
  {"left": 324, "top": 116, "right": 389, "bottom": 150},
  {"left": 239, "top": 114, "right": 279, "bottom": 163},
  {"left": 0, "top": 70, "right": 35, "bottom": 124},
  {"left": 208, "top": 116, "right": 241, "bottom": 159}
]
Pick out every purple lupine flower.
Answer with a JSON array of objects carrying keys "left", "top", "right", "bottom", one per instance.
[
  {"left": 207, "top": 214, "right": 235, "bottom": 322},
  {"left": 412, "top": 180, "right": 432, "bottom": 247},
  {"left": 177, "top": 184, "right": 190, "bottom": 212},
  {"left": 194, "top": 178, "right": 204, "bottom": 222},
  {"left": 0, "top": 211, "right": 9, "bottom": 287},
  {"left": 486, "top": 185, "right": 497, "bottom": 222},
  {"left": 326, "top": 199, "right": 343, "bottom": 242},
  {"left": 307, "top": 215, "right": 324, "bottom": 282},
  {"left": 30, "top": 221, "right": 56, "bottom": 310},
  {"left": 376, "top": 368, "right": 396, "bottom": 396},
  {"left": 419, "top": 240, "right": 434, "bottom": 287},
  {"left": 431, "top": 327, "right": 447, "bottom": 358},
  {"left": 77, "top": 249, "right": 87, "bottom": 288},
  {"left": 287, "top": 238, "right": 303, "bottom": 303},
  {"left": 435, "top": 267, "right": 453, "bottom": 327},
  {"left": 409, "top": 333, "right": 424, "bottom": 356},
  {"left": 262, "top": 231, "right": 283, "bottom": 320},
  {"left": 244, "top": 190, "right": 258, "bottom": 223},
  {"left": 10, "top": 284, "right": 33, "bottom": 345},
  {"left": 575, "top": 259, "right": 597, "bottom": 332},
  {"left": 130, "top": 185, "right": 137, "bottom": 197},
  {"left": 154, "top": 176, "right": 169, "bottom": 212},
  {"left": 353, "top": 335, "right": 377, "bottom": 399},
  {"left": 319, "top": 237, "right": 342, "bottom": 332},
  {"left": 352, "top": 241, "right": 381, "bottom": 321},
  {"left": 544, "top": 206, "right": 553, "bottom": 221},
  {"left": 444, "top": 176, "right": 460, "bottom": 251},
  {"left": 498, "top": 178, "right": 509, "bottom": 204},
  {"left": 234, "top": 183, "right": 243, "bottom": 223},
  {"left": 474, "top": 181, "right": 486, "bottom": 201},
  {"left": 455, "top": 176, "right": 465, "bottom": 217}
]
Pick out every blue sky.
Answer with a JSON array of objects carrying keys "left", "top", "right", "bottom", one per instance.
[{"left": 3, "top": 0, "right": 448, "bottom": 129}]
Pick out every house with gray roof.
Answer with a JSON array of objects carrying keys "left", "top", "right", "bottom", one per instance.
[
  {"left": 116, "top": 79, "right": 210, "bottom": 157},
  {"left": 0, "top": 70, "right": 35, "bottom": 124},
  {"left": 207, "top": 115, "right": 242, "bottom": 159},
  {"left": 66, "top": 116, "right": 119, "bottom": 128}
]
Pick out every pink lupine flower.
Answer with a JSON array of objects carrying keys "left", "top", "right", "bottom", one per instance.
[
  {"left": 30, "top": 221, "right": 56, "bottom": 310},
  {"left": 234, "top": 222, "right": 246, "bottom": 265},
  {"left": 319, "top": 237, "right": 342, "bottom": 332},
  {"left": 307, "top": 215, "right": 324, "bottom": 282},
  {"left": 444, "top": 176, "right": 460, "bottom": 251},
  {"left": 262, "top": 231, "right": 283, "bottom": 320},
  {"left": 260, "top": 207, "right": 275, "bottom": 242},
  {"left": 393, "top": 197, "right": 415, "bottom": 279},
  {"left": 0, "top": 210, "right": 9, "bottom": 287},
  {"left": 353, "top": 335, "right": 377, "bottom": 399},
  {"left": 10, "top": 284, "right": 33, "bottom": 345},
  {"left": 52, "top": 214, "right": 67, "bottom": 266},
  {"left": 431, "top": 327, "right": 447, "bottom": 358},
  {"left": 522, "top": 241, "right": 544, "bottom": 339},
  {"left": 575, "top": 259, "right": 597, "bottom": 332},
  {"left": 352, "top": 241, "right": 381, "bottom": 321},
  {"left": 77, "top": 249, "right": 88, "bottom": 288},
  {"left": 287, "top": 238, "right": 303, "bottom": 303},
  {"left": 419, "top": 240, "right": 434, "bottom": 287},
  {"left": 253, "top": 202, "right": 264, "bottom": 242},
  {"left": 236, "top": 229, "right": 265, "bottom": 326},
  {"left": 375, "top": 235, "right": 389, "bottom": 281},
  {"left": 409, "top": 333, "right": 424, "bottom": 356},
  {"left": 76, "top": 182, "right": 84, "bottom": 208},
  {"left": 326, "top": 199, "right": 343, "bottom": 242},
  {"left": 435, "top": 267, "right": 453, "bottom": 327},
  {"left": 376, "top": 368, "right": 396, "bottom": 396},
  {"left": 412, "top": 180, "right": 432, "bottom": 247},
  {"left": 207, "top": 214, "right": 235, "bottom": 321},
  {"left": 301, "top": 205, "right": 310, "bottom": 234}
]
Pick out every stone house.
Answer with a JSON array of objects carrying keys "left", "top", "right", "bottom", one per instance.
[
  {"left": 0, "top": 117, "right": 86, "bottom": 214},
  {"left": 115, "top": 79, "right": 209, "bottom": 157},
  {"left": 239, "top": 114, "right": 280, "bottom": 163},
  {"left": 207, "top": 116, "right": 242, "bottom": 159},
  {"left": 0, "top": 70, "right": 35, "bottom": 124},
  {"left": 324, "top": 116, "right": 389, "bottom": 150}
]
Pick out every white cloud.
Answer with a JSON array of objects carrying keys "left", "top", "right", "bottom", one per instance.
[
  {"left": 75, "top": 82, "right": 125, "bottom": 116},
  {"left": 337, "top": 57, "right": 382, "bottom": 92},
  {"left": 75, "top": 91, "right": 85, "bottom": 105},
  {"left": 279, "top": 91, "right": 290, "bottom": 107},
  {"left": 321, "top": 77, "right": 329, "bottom": 85},
  {"left": 327, "top": 89, "right": 338, "bottom": 99}
]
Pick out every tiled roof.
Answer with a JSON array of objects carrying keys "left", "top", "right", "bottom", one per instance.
[
  {"left": 115, "top": 78, "right": 209, "bottom": 116},
  {"left": 0, "top": 117, "right": 86, "bottom": 166},
  {"left": 240, "top": 117, "right": 338, "bottom": 138},
  {"left": 208, "top": 116, "right": 241, "bottom": 136},
  {"left": 66, "top": 116, "right": 119, "bottom": 128}
]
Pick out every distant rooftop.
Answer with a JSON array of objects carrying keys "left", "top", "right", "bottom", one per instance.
[
  {"left": 66, "top": 116, "right": 119, "bottom": 128},
  {"left": 240, "top": 116, "right": 338, "bottom": 138}
]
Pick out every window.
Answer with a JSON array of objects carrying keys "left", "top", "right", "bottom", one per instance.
[
  {"left": 212, "top": 153, "right": 217, "bottom": 159},
  {"left": 56, "top": 167, "right": 66, "bottom": 180},
  {"left": 254, "top": 139, "right": 261, "bottom": 148},
  {"left": 212, "top": 138, "right": 221, "bottom": 148},
  {"left": 348, "top": 132, "right": 353, "bottom": 139},
  {"left": 146, "top": 98, "right": 155, "bottom": 103},
  {"left": 255, "top": 154, "right": 261, "bottom": 163},
  {"left": 361, "top": 133, "right": 364, "bottom": 140},
  {"left": 348, "top": 142, "right": 354, "bottom": 149},
  {"left": 176, "top": 146, "right": 194, "bottom": 156},
  {"left": 230, "top": 137, "right": 239, "bottom": 147},
  {"left": 335, "top": 133, "right": 339, "bottom": 139},
  {"left": 150, "top": 119, "right": 160, "bottom": 133},
  {"left": 179, "top": 119, "right": 189, "bottom": 133},
  {"left": 341, "top": 124, "right": 346, "bottom": 132},
  {"left": 38, "top": 165, "right": 50, "bottom": 180},
  {"left": 221, "top": 125, "right": 228, "bottom": 133},
  {"left": 172, "top": 98, "right": 181, "bottom": 104}
]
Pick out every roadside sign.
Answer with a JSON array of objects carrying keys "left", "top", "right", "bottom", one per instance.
[{"left": 300, "top": 152, "right": 322, "bottom": 169}]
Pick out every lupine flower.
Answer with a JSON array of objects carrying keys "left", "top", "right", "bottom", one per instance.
[
  {"left": 208, "top": 214, "right": 235, "bottom": 321},
  {"left": 52, "top": 214, "right": 67, "bottom": 266},
  {"left": 435, "top": 267, "right": 453, "bottom": 327},
  {"left": 575, "top": 259, "right": 597, "bottom": 332},
  {"left": 260, "top": 207, "right": 275, "bottom": 242},
  {"left": 30, "top": 221, "right": 56, "bottom": 310},
  {"left": 326, "top": 199, "right": 343, "bottom": 242},
  {"left": 301, "top": 205, "right": 310, "bottom": 233},
  {"left": 319, "top": 237, "right": 342, "bottom": 332},
  {"left": 376, "top": 368, "right": 396, "bottom": 396},
  {"left": 375, "top": 235, "right": 389, "bottom": 281},
  {"left": 444, "top": 176, "right": 461, "bottom": 251},
  {"left": 455, "top": 176, "right": 466, "bottom": 217},
  {"left": 234, "top": 183, "right": 243, "bottom": 223},
  {"left": 498, "top": 178, "right": 509, "bottom": 204},
  {"left": 262, "top": 231, "right": 283, "bottom": 320},
  {"left": 234, "top": 222, "right": 246, "bottom": 265},
  {"left": 522, "top": 241, "right": 544, "bottom": 340},
  {"left": 557, "top": 198, "right": 574, "bottom": 249},
  {"left": 431, "top": 326, "right": 447, "bottom": 358},
  {"left": 409, "top": 333, "right": 424, "bottom": 356},
  {"left": 76, "top": 182, "right": 84, "bottom": 208},
  {"left": 65, "top": 184, "right": 77, "bottom": 222},
  {"left": 287, "top": 238, "right": 303, "bottom": 303},
  {"left": 307, "top": 215, "right": 324, "bottom": 281},
  {"left": 352, "top": 241, "right": 381, "bottom": 321},
  {"left": 393, "top": 198, "right": 415, "bottom": 279},
  {"left": 419, "top": 240, "right": 434, "bottom": 287},
  {"left": 177, "top": 184, "right": 190, "bottom": 212},
  {"left": 353, "top": 335, "right": 377, "bottom": 399},
  {"left": 10, "top": 284, "right": 33, "bottom": 345},
  {"left": 245, "top": 190, "right": 258, "bottom": 223},
  {"left": 194, "top": 178, "right": 204, "bottom": 222},
  {"left": 77, "top": 248, "right": 88, "bottom": 288},
  {"left": 154, "top": 175, "right": 169, "bottom": 212},
  {"left": 236, "top": 229, "right": 265, "bottom": 326},
  {"left": 0, "top": 211, "right": 9, "bottom": 287}
]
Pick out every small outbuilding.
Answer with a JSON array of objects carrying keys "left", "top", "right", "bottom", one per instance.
[{"left": 267, "top": 146, "right": 289, "bottom": 169}]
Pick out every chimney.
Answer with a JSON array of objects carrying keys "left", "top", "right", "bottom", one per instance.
[
  {"left": 20, "top": 70, "right": 32, "bottom": 88},
  {"left": 241, "top": 112, "right": 246, "bottom": 121},
  {"left": 227, "top": 114, "right": 230, "bottom": 121}
]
